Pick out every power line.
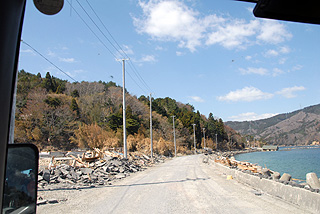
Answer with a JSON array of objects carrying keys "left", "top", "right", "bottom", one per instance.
[
  {"left": 128, "top": 62, "right": 154, "bottom": 94},
  {"left": 67, "top": 0, "right": 153, "bottom": 95},
  {"left": 21, "top": 40, "right": 78, "bottom": 82},
  {"left": 75, "top": 0, "right": 122, "bottom": 57},
  {"left": 82, "top": 0, "right": 154, "bottom": 94},
  {"left": 66, "top": 0, "right": 118, "bottom": 60},
  {"left": 85, "top": 0, "right": 128, "bottom": 58}
]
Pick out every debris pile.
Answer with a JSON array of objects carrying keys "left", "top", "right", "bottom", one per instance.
[{"left": 38, "top": 149, "right": 166, "bottom": 190}]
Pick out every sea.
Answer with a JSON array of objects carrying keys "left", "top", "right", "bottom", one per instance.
[{"left": 234, "top": 146, "right": 320, "bottom": 181}]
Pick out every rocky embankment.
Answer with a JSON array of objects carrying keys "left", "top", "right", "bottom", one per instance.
[{"left": 207, "top": 151, "right": 320, "bottom": 193}]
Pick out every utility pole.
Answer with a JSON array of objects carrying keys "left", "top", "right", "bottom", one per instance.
[
  {"left": 118, "top": 58, "right": 129, "bottom": 158},
  {"left": 150, "top": 94, "right": 153, "bottom": 158},
  {"left": 192, "top": 124, "right": 196, "bottom": 154},
  {"left": 172, "top": 116, "right": 176, "bottom": 157},
  {"left": 203, "top": 128, "right": 206, "bottom": 149},
  {"left": 215, "top": 133, "right": 218, "bottom": 151}
]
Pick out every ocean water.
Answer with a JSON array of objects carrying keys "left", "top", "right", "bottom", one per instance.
[{"left": 234, "top": 147, "right": 320, "bottom": 181}]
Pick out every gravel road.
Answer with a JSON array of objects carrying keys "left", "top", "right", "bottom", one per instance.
[{"left": 38, "top": 155, "right": 311, "bottom": 214}]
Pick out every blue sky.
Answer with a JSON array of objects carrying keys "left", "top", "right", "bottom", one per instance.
[{"left": 19, "top": 0, "right": 320, "bottom": 122}]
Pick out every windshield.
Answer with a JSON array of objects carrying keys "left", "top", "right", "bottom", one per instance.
[{"left": 14, "top": 1, "right": 320, "bottom": 213}]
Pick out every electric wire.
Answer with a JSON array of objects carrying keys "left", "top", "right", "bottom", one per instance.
[
  {"left": 66, "top": 0, "right": 118, "bottom": 60},
  {"left": 21, "top": 40, "right": 78, "bottom": 83},
  {"left": 67, "top": 0, "right": 151, "bottom": 95},
  {"left": 83, "top": 0, "right": 154, "bottom": 94},
  {"left": 75, "top": 0, "right": 122, "bottom": 57}
]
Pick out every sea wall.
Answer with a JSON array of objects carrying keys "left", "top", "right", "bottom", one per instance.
[{"left": 208, "top": 157, "right": 320, "bottom": 213}]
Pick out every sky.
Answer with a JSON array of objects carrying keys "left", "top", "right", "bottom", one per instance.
[{"left": 19, "top": 0, "right": 320, "bottom": 122}]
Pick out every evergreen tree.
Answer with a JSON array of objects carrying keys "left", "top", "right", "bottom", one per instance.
[
  {"left": 42, "top": 72, "right": 54, "bottom": 92},
  {"left": 70, "top": 98, "right": 80, "bottom": 117},
  {"left": 71, "top": 89, "right": 80, "bottom": 98}
]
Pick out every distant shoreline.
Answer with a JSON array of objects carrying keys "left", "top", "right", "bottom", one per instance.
[
  {"left": 233, "top": 146, "right": 320, "bottom": 181},
  {"left": 280, "top": 145, "right": 320, "bottom": 151}
]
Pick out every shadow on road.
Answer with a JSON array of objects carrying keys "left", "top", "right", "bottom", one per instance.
[{"left": 108, "top": 177, "right": 209, "bottom": 188}]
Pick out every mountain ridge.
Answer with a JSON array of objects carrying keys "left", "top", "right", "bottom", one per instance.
[{"left": 225, "top": 104, "right": 320, "bottom": 145}]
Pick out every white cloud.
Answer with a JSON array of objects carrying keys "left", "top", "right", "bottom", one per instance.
[
  {"left": 176, "top": 51, "right": 184, "bottom": 56},
  {"left": 66, "top": 72, "right": 75, "bottom": 78},
  {"left": 189, "top": 96, "right": 205, "bottom": 103},
  {"left": 257, "top": 20, "right": 292, "bottom": 44},
  {"left": 279, "top": 58, "right": 287, "bottom": 64},
  {"left": 20, "top": 49, "right": 35, "bottom": 55},
  {"left": 292, "top": 65, "right": 303, "bottom": 71},
  {"left": 272, "top": 68, "right": 284, "bottom": 76},
  {"left": 122, "top": 45, "right": 134, "bottom": 55},
  {"left": 47, "top": 50, "right": 56, "bottom": 57},
  {"left": 218, "top": 86, "right": 273, "bottom": 102},
  {"left": 265, "top": 49, "right": 279, "bottom": 57},
  {"left": 206, "top": 19, "right": 259, "bottom": 49},
  {"left": 73, "top": 69, "right": 86, "bottom": 74},
  {"left": 140, "top": 55, "right": 156, "bottom": 62},
  {"left": 155, "top": 46, "right": 164, "bottom": 51},
  {"left": 229, "top": 112, "right": 278, "bottom": 121},
  {"left": 245, "top": 55, "right": 252, "bottom": 60},
  {"left": 265, "top": 46, "right": 291, "bottom": 57},
  {"left": 134, "top": 1, "right": 292, "bottom": 51},
  {"left": 276, "top": 86, "right": 306, "bottom": 98},
  {"left": 59, "top": 57, "right": 76, "bottom": 63},
  {"left": 134, "top": 0, "right": 212, "bottom": 52},
  {"left": 246, "top": 7, "right": 254, "bottom": 13},
  {"left": 280, "top": 46, "right": 290, "bottom": 54},
  {"left": 239, "top": 67, "right": 286, "bottom": 77},
  {"left": 239, "top": 67, "right": 268, "bottom": 75}
]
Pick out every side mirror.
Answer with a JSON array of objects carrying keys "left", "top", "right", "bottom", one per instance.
[{"left": 2, "top": 144, "right": 39, "bottom": 214}]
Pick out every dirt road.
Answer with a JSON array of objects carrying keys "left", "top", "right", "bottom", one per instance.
[{"left": 38, "top": 155, "right": 311, "bottom": 214}]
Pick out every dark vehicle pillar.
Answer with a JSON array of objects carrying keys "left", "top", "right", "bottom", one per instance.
[{"left": 0, "top": 0, "right": 26, "bottom": 209}]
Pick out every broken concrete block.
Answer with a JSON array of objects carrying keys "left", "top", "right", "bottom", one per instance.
[
  {"left": 110, "top": 160, "right": 122, "bottom": 167},
  {"left": 261, "top": 168, "right": 271, "bottom": 177},
  {"left": 59, "top": 168, "right": 69, "bottom": 177},
  {"left": 115, "top": 173, "right": 126, "bottom": 179},
  {"left": 70, "top": 170, "right": 79, "bottom": 180},
  {"left": 306, "top": 172, "right": 320, "bottom": 189},
  {"left": 271, "top": 171, "right": 281, "bottom": 180},
  {"left": 80, "top": 168, "right": 93, "bottom": 174},
  {"left": 280, "top": 173, "right": 291, "bottom": 182},
  {"left": 119, "top": 166, "right": 125, "bottom": 173},
  {"left": 43, "top": 170, "right": 50, "bottom": 182}
]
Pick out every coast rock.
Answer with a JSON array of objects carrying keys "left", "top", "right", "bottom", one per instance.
[
  {"left": 280, "top": 173, "right": 292, "bottom": 182},
  {"left": 261, "top": 168, "right": 271, "bottom": 177},
  {"left": 306, "top": 172, "right": 320, "bottom": 189},
  {"left": 271, "top": 171, "right": 281, "bottom": 180}
]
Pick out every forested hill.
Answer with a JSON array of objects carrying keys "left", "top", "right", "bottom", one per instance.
[
  {"left": 225, "top": 104, "right": 320, "bottom": 146},
  {"left": 15, "top": 70, "right": 244, "bottom": 153}
]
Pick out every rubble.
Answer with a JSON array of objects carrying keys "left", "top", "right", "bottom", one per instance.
[{"left": 38, "top": 149, "right": 166, "bottom": 191}]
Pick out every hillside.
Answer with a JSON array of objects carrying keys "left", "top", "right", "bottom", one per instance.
[
  {"left": 225, "top": 104, "right": 320, "bottom": 145},
  {"left": 15, "top": 70, "right": 243, "bottom": 153}
]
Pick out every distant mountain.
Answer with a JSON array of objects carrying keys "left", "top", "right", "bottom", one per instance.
[{"left": 225, "top": 104, "right": 320, "bottom": 146}]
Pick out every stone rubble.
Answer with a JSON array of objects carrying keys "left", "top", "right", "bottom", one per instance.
[{"left": 38, "top": 152, "right": 166, "bottom": 191}]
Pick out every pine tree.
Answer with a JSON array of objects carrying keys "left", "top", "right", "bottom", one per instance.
[
  {"left": 42, "top": 72, "right": 54, "bottom": 92},
  {"left": 70, "top": 98, "right": 80, "bottom": 117}
]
